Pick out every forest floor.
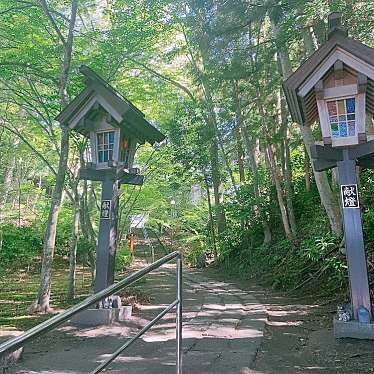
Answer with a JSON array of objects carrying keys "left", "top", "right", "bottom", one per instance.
[
  {"left": 0, "top": 259, "right": 92, "bottom": 331},
  {"left": 206, "top": 267, "right": 374, "bottom": 374},
  {"left": 0, "top": 258, "right": 143, "bottom": 331},
  {"left": 2, "top": 254, "right": 374, "bottom": 372}
]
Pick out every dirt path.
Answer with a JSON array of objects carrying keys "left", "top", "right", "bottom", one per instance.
[
  {"left": 9, "top": 263, "right": 267, "bottom": 373},
  {"left": 5, "top": 232, "right": 374, "bottom": 374},
  {"left": 205, "top": 268, "right": 374, "bottom": 374}
]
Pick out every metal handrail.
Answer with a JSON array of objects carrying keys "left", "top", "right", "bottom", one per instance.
[{"left": 0, "top": 251, "right": 183, "bottom": 374}]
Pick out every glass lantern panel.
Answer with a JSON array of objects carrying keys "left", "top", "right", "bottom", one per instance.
[
  {"left": 109, "top": 131, "right": 115, "bottom": 144},
  {"left": 348, "top": 121, "right": 356, "bottom": 136},
  {"left": 339, "top": 122, "right": 348, "bottom": 137},
  {"left": 337, "top": 100, "right": 345, "bottom": 115},
  {"left": 331, "top": 122, "right": 339, "bottom": 138},
  {"left": 346, "top": 98, "right": 355, "bottom": 113},
  {"left": 327, "top": 101, "right": 337, "bottom": 116},
  {"left": 339, "top": 115, "right": 346, "bottom": 122},
  {"left": 329, "top": 116, "right": 338, "bottom": 123},
  {"left": 97, "top": 131, "right": 115, "bottom": 163},
  {"left": 347, "top": 114, "right": 355, "bottom": 121},
  {"left": 326, "top": 97, "right": 356, "bottom": 139}
]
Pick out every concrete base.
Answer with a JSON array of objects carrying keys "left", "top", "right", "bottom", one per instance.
[
  {"left": 115, "top": 305, "right": 132, "bottom": 321},
  {"left": 334, "top": 317, "right": 374, "bottom": 340},
  {"left": 0, "top": 336, "right": 23, "bottom": 373},
  {"left": 70, "top": 306, "right": 132, "bottom": 327}
]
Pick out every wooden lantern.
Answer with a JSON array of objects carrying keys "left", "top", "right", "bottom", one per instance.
[
  {"left": 283, "top": 13, "right": 374, "bottom": 148},
  {"left": 57, "top": 65, "right": 165, "bottom": 172}
]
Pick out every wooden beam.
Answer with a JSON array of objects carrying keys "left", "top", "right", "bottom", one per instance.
[
  {"left": 79, "top": 168, "right": 115, "bottom": 181},
  {"left": 314, "top": 80, "right": 324, "bottom": 100},
  {"left": 120, "top": 173, "right": 144, "bottom": 186},
  {"left": 358, "top": 73, "right": 368, "bottom": 94},
  {"left": 357, "top": 156, "right": 374, "bottom": 169},
  {"left": 334, "top": 60, "right": 344, "bottom": 81},
  {"left": 79, "top": 167, "right": 144, "bottom": 185},
  {"left": 349, "top": 140, "right": 374, "bottom": 159},
  {"left": 310, "top": 144, "right": 343, "bottom": 161},
  {"left": 313, "top": 159, "right": 337, "bottom": 171}
]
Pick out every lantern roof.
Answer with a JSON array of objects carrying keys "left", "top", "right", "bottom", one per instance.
[
  {"left": 283, "top": 13, "right": 374, "bottom": 126},
  {"left": 56, "top": 65, "right": 165, "bottom": 145}
]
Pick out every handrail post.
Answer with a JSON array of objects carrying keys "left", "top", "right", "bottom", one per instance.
[{"left": 176, "top": 255, "right": 182, "bottom": 374}]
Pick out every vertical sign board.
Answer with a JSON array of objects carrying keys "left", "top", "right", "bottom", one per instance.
[
  {"left": 100, "top": 200, "right": 112, "bottom": 219},
  {"left": 341, "top": 184, "right": 360, "bottom": 209}
]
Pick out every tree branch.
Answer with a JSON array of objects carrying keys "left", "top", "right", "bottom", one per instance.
[
  {"left": 110, "top": 55, "right": 197, "bottom": 103},
  {"left": 39, "top": 0, "right": 66, "bottom": 46},
  {"left": 59, "top": 0, "right": 78, "bottom": 106},
  {"left": 0, "top": 120, "right": 57, "bottom": 177}
]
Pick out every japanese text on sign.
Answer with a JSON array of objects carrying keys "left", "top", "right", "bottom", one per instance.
[
  {"left": 341, "top": 184, "right": 360, "bottom": 209},
  {"left": 100, "top": 200, "right": 111, "bottom": 219}
]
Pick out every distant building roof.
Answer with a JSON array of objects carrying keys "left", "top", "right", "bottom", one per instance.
[{"left": 56, "top": 66, "right": 165, "bottom": 145}]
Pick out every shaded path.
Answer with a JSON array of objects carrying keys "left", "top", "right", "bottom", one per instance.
[{"left": 10, "top": 263, "right": 267, "bottom": 374}]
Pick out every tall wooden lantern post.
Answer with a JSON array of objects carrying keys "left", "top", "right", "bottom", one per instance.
[
  {"left": 57, "top": 66, "right": 165, "bottom": 295},
  {"left": 284, "top": 13, "right": 374, "bottom": 339}
]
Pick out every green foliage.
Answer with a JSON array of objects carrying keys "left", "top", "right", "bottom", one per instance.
[
  {"left": 222, "top": 232, "right": 346, "bottom": 294},
  {"left": 0, "top": 224, "right": 42, "bottom": 267},
  {"left": 1, "top": 0, "right": 373, "bottom": 306},
  {"left": 55, "top": 206, "right": 74, "bottom": 257},
  {"left": 115, "top": 243, "right": 132, "bottom": 272}
]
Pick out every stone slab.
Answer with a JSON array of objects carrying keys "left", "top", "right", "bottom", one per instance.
[
  {"left": 70, "top": 308, "right": 117, "bottom": 326},
  {"left": 70, "top": 306, "right": 132, "bottom": 327},
  {"left": 115, "top": 306, "right": 132, "bottom": 321},
  {"left": 10, "top": 266, "right": 267, "bottom": 374},
  {"left": 334, "top": 318, "right": 374, "bottom": 339},
  {"left": 0, "top": 335, "right": 23, "bottom": 373}
]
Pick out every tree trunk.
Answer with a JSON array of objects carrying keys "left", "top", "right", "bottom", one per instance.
[
  {"left": 302, "top": 26, "right": 318, "bottom": 56},
  {"left": 189, "top": 29, "right": 226, "bottom": 234},
  {"left": 233, "top": 80, "right": 246, "bottom": 185},
  {"left": 204, "top": 172, "right": 218, "bottom": 257},
  {"left": 67, "top": 193, "right": 79, "bottom": 300},
  {"left": 271, "top": 16, "right": 343, "bottom": 236},
  {"left": 279, "top": 91, "right": 297, "bottom": 236},
  {"left": 79, "top": 179, "right": 97, "bottom": 284},
  {"left": 32, "top": 128, "right": 70, "bottom": 312},
  {"left": 210, "top": 142, "right": 226, "bottom": 234},
  {"left": 304, "top": 146, "right": 311, "bottom": 192},
  {"left": 236, "top": 128, "right": 246, "bottom": 184},
  {"left": 301, "top": 126, "right": 342, "bottom": 236},
  {"left": 216, "top": 129, "right": 239, "bottom": 199},
  {"left": 242, "top": 130, "right": 272, "bottom": 244},
  {"left": 0, "top": 158, "right": 15, "bottom": 218},
  {"left": 31, "top": 0, "right": 78, "bottom": 313},
  {"left": 282, "top": 134, "right": 297, "bottom": 236},
  {"left": 266, "top": 144, "right": 293, "bottom": 239},
  {"left": 17, "top": 170, "right": 21, "bottom": 227}
]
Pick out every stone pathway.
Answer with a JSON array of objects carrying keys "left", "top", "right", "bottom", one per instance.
[{"left": 9, "top": 263, "right": 267, "bottom": 374}]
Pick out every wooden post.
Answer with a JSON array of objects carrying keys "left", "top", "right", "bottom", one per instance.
[
  {"left": 338, "top": 150, "right": 372, "bottom": 321},
  {"left": 94, "top": 178, "right": 120, "bottom": 293}
]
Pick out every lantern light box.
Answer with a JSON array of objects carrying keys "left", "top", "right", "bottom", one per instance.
[
  {"left": 283, "top": 12, "right": 374, "bottom": 148},
  {"left": 314, "top": 63, "right": 368, "bottom": 147},
  {"left": 57, "top": 65, "right": 165, "bottom": 174}
]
